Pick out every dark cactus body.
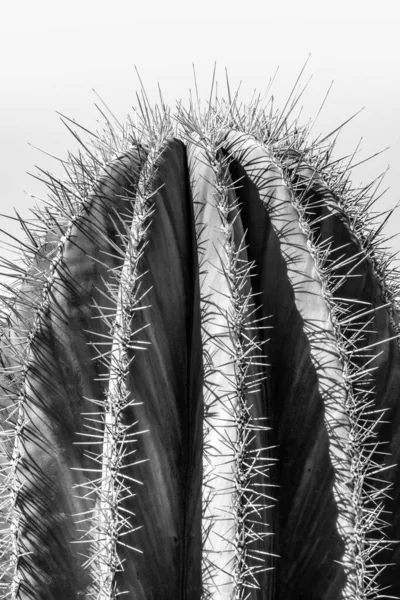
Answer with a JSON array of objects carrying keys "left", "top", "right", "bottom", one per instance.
[{"left": 0, "top": 90, "right": 399, "bottom": 600}]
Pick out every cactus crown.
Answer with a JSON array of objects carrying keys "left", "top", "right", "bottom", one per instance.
[{"left": 0, "top": 72, "right": 399, "bottom": 600}]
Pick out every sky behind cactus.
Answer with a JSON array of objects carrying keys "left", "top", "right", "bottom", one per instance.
[{"left": 1, "top": 0, "right": 399, "bottom": 279}]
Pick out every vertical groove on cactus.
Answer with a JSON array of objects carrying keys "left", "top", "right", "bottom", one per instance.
[
  {"left": 1, "top": 80, "right": 400, "bottom": 600},
  {"left": 274, "top": 152, "right": 400, "bottom": 595},
  {"left": 225, "top": 152, "right": 346, "bottom": 598},
  {"left": 278, "top": 154, "right": 394, "bottom": 599},
  {"left": 225, "top": 131, "right": 359, "bottom": 596},
  {"left": 0, "top": 164, "right": 84, "bottom": 592},
  {"left": 8, "top": 195, "right": 88, "bottom": 598},
  {"left": 75, "top": 113, "right": 174, "bottom": 598},
  {"left": 185, "top": 125, "right": 275, "bottom": 598},
  {"left": 0, "top": 198, "right": 72, "bottom": 594},
  {"left": 76, "top": 132, "right": 204, "bottom": 599},
  {"left": 91, "top": 160, "right": 155, "bottom": 596},
  {"left": 1, "top": 143, "right": 144, "bottom": 598},
  {"left": 223, "top": 129, "right": 395, "bottom": 599}
]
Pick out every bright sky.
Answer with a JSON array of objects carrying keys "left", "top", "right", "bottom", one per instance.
[{"left": 1, "top": 0, "right": 399, "bottom": 274}]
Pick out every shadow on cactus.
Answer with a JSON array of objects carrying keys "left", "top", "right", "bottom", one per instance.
[{"left": 0, "top": 71, "right": 399, "bottom": 600}]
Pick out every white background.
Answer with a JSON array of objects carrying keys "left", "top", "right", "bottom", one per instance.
[{"left": 1, "top": 0, "right": 399, "bottom": 282}]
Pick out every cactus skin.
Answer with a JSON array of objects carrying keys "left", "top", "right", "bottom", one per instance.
[{"left": 0, "top": 85, "right": 400, "bottom": 600}]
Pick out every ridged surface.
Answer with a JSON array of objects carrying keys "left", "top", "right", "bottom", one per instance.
[
  {"left": 226, "top": 150, "right": 346, "bottom": 599},
  {"left": 1, "top": 149, "right": 144, "bottom": 598},
  {"left": 0, "top": 93, "right": 399, "bottom": 600}
]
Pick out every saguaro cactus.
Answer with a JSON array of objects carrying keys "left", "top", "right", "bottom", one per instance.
[{"left": 0, "top": 79, "right": 400, "bottom": 600}]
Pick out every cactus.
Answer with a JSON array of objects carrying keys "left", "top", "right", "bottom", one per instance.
[{"left": 0, "top": 75, "right": 400, "bottom": 600}]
